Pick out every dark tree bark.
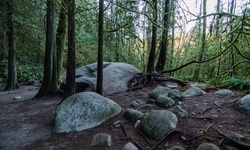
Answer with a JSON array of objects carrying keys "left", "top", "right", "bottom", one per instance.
[
  {"left": 64, "top": 0, "right": 76, "bottom": 98},
  {"left": 155, "top": 0, "right": 170, "bottom": 72},
  {"left": 4, "top": 0, "right": 18, "bottom": 91},
  {"left": 0, "top": 0, "right": 6, "bottom": 66},
  {"left": 56, "top": 0, "right": 68, "bottom": 85},
  {"left": 35, "top": 0, "right": 57, "bottom": 97},
  {"left": 146, "top": 0, "right": 157, "bottom": 74},
  {"left": 96, "top": 0, "right": 104, "bottom": 95}
]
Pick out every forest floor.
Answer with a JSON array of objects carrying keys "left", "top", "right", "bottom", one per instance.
[{"left": 0, "top": 83, "right": 250, "bottom": 150}]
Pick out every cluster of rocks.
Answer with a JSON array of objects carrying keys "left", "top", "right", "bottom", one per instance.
[{"left": 54, "top": 62, "right": 250, "bottom": 149}]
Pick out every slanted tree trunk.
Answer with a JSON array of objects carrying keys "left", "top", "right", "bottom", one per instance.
[
  {"left": 64, "top": 0, "right": 76, "bottom": 99},
  {"left": 56, "top": 0, "right": 67, "bottom": 85},
  {"left": 96, "top": 0, "right": 104, "bottom": 95},
  {"left": 35, "top": 0, "right": 57, "bottom": 97},
  {"left": 155, "top": 0, "right": 170, "bottom": 72},
  {"left": 5, "top": 0, "right": 18, "bottom": 91},
  {"left": 146, "top": 0, "right": 157, "bottom": 74}
]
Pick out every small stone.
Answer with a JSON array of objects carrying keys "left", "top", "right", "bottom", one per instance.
[
  {"left": 138, "top": 104, "right": 154, "bottom": 110},
  {"left": 134, "top": 120, "right": 141, "bottom": 128},
  {"left": 166, "top": 145, "right": 186, "bottom": 150},
  {"left": 156, "top": 96, "right": 175, "bottom": 108},
  {"left": 91, "top": 133, "right": 112, "bottom": 147},
  {"left": 113, "top": 120, "right": 121, "bottom": 128},
  {"left": 122, "top": 142, "right": 138, "bottom": 150},
  {"left": 146, "top": 99, "right": 155, "bottom": 104},
  {"left": 130, "top": 101, "right": 140, "bottom": 107},
  {"left": 124, "top": 109, "right": 143, "bottom": 122},
  {"left": 13, "top": 96, "right": 21, "bottom": 99},
  {"left": 196, "top": 143, "right": 220, "bottom": 150},
  {"left": 169, "top": 105, "right": 188, "bottom": 118}
]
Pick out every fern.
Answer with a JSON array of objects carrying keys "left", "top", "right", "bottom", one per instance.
[{"left": 226, "top": 77, "right": 250, "bottom": 90}]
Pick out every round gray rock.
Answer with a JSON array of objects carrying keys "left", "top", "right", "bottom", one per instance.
[
  {"left": 182, "top": 87, "right": 206, "bottom": 97},
  {"left": 169, "top": 105, "right": 188, "bottom": 118},
  {"left": 139, "top": 110, "right": 178, "bottom": 140},
  {"left": 196, "top": 143, "right": 220, "bottom": 150},
  {"left": 122, "top": 142, "right": 138, "bottom": 150},
  {"left": 124, "top": 108, "right": 143, "bottom": 122},
  {"left": 149, "top": 86, "right": 171, "bottom": 99},
  {"left": 168, "top": 89, "right": 183, "bottom": 100},
  {"left": 235, "top": 94, "right": 250, "bottom": 113},
  {"left": 54, "top": 92, "right": 121, "bottom": 133},
  {"left": 156, "top": 95, "right": 175, "bottom": 108},
  {"left": 91, "top": 133, "right": 112, "bottom": 147},
  {"left": 166, "top": 145, "right": 186, "bottom": 150},
  {"left": 215, "top": 89, "right": 234, "bottom": 97}
]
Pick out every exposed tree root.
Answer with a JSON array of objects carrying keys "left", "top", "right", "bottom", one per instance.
[
  {"left": 127, "top": 73, "right": 187, "bottom": 90},
  {"left": 216, "top": 129, "right": 250, "bottom": 149},
  {"left": 150, "top": 130, "right": 181, "bottom": 150}
]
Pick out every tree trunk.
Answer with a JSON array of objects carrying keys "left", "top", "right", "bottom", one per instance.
[
  {"left": 193, "top": 0, "right": 207, "bottom": 80},
  {"left": 215, "top": 0, "right": 221, "bottom": 38},
  {"left": 5, "top": 0, "right": 18, "bottom": 91},
  {"left": 169, "top": 0, "right": 175, "bottom": 75},
  {"left": 146, "top": 0, "right": 157, "bottom": 74},
  {"left": 155, "top": 0, "right": 170, "bottom": 72},
  {"left": 64, "top": 0, "right": 76, "bottom": 99},
  {"left": 56, "top": 0, "right": 68, "bottom": 85},
  {"left": 96, "top": 0, "right": 104, "bottom": 95},
  {"left": 216, "top": 0, "right": 221, "bottom": 77},
  {"left": 35, "top": 0, "right": 57, "bottom": 97},
  {"left": 0, "top": 0, "right": 6, "bottom": 76},
  {"left": 229, "top": 0, "right": 235, "bottom": 77}
]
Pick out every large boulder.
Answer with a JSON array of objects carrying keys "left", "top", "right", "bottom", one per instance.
[
  {"left": 235, "top": 94, "right": 250, "bottom": 113},
  {"left": 61, "top": 62, "right": 140, "bottom": 95},
  {"left": 139, "top": 110, "right": 178, "bottom": 140},
  {"left": 54, "top": 92, "right": 121, "bottom": 133}
]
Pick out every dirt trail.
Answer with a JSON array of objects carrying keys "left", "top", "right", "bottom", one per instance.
[{"left": 0, "top": 84, "right": 249, "bottom": 150}]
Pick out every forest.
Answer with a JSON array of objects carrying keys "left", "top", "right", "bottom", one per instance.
[{"left": 0, "top": 0, "right": 250, "bottom": 96}]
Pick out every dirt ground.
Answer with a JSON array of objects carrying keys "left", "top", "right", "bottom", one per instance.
[{"left": 0, "top": 83, "right": 250, "bottom": 150}]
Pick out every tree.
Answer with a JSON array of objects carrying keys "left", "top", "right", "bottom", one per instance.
[
  {"left": 96, "top": 0, "right": 104, "bottom": 95},
  {"left": 146, "top": 0, "right": 157, "bottom": 74},
  {"left": 4, "top": 0, "right": 18, "bottom": 91},
  {"left": 64, "top": 0, "right": 76, "bottom": 98},
  {"left": 155, "top": 0, "right": 170, "bottom": 72},
  {"left": 229, "top": 0, "right": 235, "bottom": 77},
  {"left": 193, "top": 0, "right": 207, "bottom": 80},
  {"left": 56, "top": 0, "right": 68, "bottom": 85},
  {"left": 0, "top": 0, "right": 7, "bottom": 79},
  {"left": 35, "top": 0, "right": 57, "bottom": 97}
]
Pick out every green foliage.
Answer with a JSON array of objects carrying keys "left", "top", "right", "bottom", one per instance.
[
  {"left": 226, "top": 77, "right": 250, "bottom": 90},
  {"left": 0, "top": 77, "right": 7, "bottom": 83},
  {"left": 17, "top": 65, "right": 43, "bottom": 85},
  {"left": 207, "top": 77, "right": 227, "bottom": 87}
]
